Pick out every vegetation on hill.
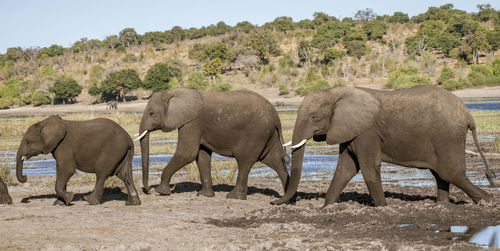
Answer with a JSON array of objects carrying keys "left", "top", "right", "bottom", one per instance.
[{"left": 0, "top": 4, "right": 499, "bottom": 108}]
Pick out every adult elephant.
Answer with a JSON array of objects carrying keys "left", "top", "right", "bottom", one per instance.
[
  {"left": 272, "top": 85, "right": 495, "bottom": 207},
  {"left": 16, "top": 116, "right": 141, "bottom": 206},
  {"left": 0, "top": 177, "right": 12, "bottom": 204},
  {"left": 136, "top": 88, "right": 289, "bottom": 200}
]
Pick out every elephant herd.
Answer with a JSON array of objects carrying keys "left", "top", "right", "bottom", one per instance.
[{"left": 0, "top": 85, "right": 496, "bottom": 207}]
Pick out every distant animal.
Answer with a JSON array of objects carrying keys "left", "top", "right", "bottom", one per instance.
[
  {"left": 136, "top": 88, "right": 289, "bottom": 200},
  {"left": 274, "top": 101, "right": 286, "bottom": 108},
  {"left": 16, "top": 116, "right": 141, "bottom": 206},
  {"left": 272, "top": 85, "right": 495, "bottom": 207},
  {"left": 0, "top": 177, "right": 12, "bottom": 204},
  {"left": 107, "top": 101, "right": 118, "bottom": 109}
]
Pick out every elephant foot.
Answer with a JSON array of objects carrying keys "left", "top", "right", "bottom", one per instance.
[
  {"left": 0, "top": 195, "right": 12, "bottom": 204},
  {"left": 53, "top": 199, "right": 69, "bottom": 206},
  {"left": 126, "top": 196, "right": 141, "bottom": 206},
  {"left": 197, "top": 188, "right": 215, "bottom": 197},
  {"left": 57, "top": 192, "right": 74, "bottom": 206},
  {"left": 226, "top": 190, "right": 247, "bottom": 200},
  {"left": 83, "top": 194, "right": 101, "bottom": 205},
  {"left": 155, "top": 184, "right": 171, "bottom": 195}
]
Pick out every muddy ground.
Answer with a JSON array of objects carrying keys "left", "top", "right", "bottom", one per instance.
[{"left": 1, "top": 153, "right": 500, "bottom": 250}]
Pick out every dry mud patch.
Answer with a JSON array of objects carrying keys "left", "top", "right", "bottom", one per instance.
[{"left": 1, "top": 172, "right": 500, "bottom": 250}]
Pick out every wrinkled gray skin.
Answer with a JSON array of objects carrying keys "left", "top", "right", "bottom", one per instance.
[
  {"left": 0, "top": 177, "right": 12, "bottom": 204},
  {"left": 139, "top": 88, "right": 289, "bottom": 200},
  {"left": 16, "top": 116, "right": 141, "bottom": 206},
  {"left": 272, "top": 85, "right": 495, "bottom": 207}
]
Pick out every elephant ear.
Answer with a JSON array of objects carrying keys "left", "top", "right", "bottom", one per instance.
[
  {"left": 326, "top": 88, "right": 380, "bottom": 145},
  {"left": 40, "top": 116, "right": 67, "bottom": 154},
  {"left": 162, "top": 88, "right": 203, "bottom": 131}
]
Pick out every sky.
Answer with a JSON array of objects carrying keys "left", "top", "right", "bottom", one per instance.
[{"left": 0, "top": 0, "right": 497, "bottom": 53}]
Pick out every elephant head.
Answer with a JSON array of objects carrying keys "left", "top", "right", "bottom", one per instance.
[
  {"left": 272, "top": 87, "right": 380, "bottom": 205},
  {"left": 136, "top": 88, "right": 203, "bottom": 193},
  {"left": 16, "top": 115, "right": 67, "bottom": 183}
]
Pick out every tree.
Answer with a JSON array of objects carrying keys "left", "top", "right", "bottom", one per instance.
[
  {"left": 437, "top": 66, "right": 455, "bottom": 85},
  {"left": 323, "top": 48, "right": 346, "bottom": 64},
  {"left": 362, "top": 20, "right": 387, "bottom": 40},
  {"left": 246, "top": 29, "right": 280, "bottom": 64},
  {"left": 460, "top": 30, "right": 490, "bottom": 64},
  {"left": 39, "top": 44, "right": 64, "bottom": 58},
  {"left": 486, "top": 26, "right": 500, "bottom": 51},
  {"left": 143, "top": 63, "right": 177, "bottom": 91},
  {"left": 311, "top": 20, "right": 351, "bottom": 51},
  {"left": 345, "top": 40, "right": 369, "bottom": 60},
  {"left": 100, "top": 69, "right": 142, "bottom": 101},
  {"left": 6, "top": 47, "right": 23, "bottom": 62},
  {"left": 312, "top": 12, "right": 336, "bottom": 27},
  {"left": 297, "top": 40, "right": 313, "bottom": 67},
  {"left": 119, "top": 28, "right": 140, "bottom": 49},
  {"left": 269, "top": 16, "right": 294, "bottom": 33},
  {"left": 389, "top": 12, "right": 410, "bottom": 23},
  {"left": 354, "top": 8, "right": 377, "bottom": 23},
  {"left": 235, "top": 21, "right": 254, "bottom": 33},
  {"left": 204, "top": 58, "right": 223, "bottom": 83},
  {"left": 49, "top": 75, "right": 82, "bottom": 104}
]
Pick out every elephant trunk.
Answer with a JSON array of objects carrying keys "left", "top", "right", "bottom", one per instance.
[
  {"left": 139, "top": 122, "right": 150, "bottom": 194},
  {"left": 271, "top": 126, "right": 308, "bottom": 205},
  {"left": 16, "top": 146, "right": 27, "bottom": 183}
]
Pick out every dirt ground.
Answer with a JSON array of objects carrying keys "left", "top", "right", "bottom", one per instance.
[{"left": 1, "top": 153, "right": 500, "bottom": 250}]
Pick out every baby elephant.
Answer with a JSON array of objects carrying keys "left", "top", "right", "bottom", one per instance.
[
  {"left": 107, "top": 101, "right": 118, "bottom": 109},
  {"left": 0, "top": 177, "right": 12, "bottom": 204},
  {"left": 16, "top": 116, "right": 140, "bottom": 206}
]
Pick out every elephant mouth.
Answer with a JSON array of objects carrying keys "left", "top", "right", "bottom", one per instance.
[{"left": 312, "top": 130, "right": 327, "bottom": 142}]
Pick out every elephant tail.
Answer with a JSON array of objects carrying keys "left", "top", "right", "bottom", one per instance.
[
  {"left": 469, "top": 121, "right": 496, "bottom": 187},
  {"left": 115, "top": 144, "right": 134, "bottom": 177}
]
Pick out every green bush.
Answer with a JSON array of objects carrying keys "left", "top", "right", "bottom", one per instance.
[
  {"left": 278, "top": 84, "right": 289, "bottom": 95},
  {"left": 186, "top": 71, "right": 209, "bottom": 90},
  {"left": 436, "top": 66, "right": 455, "bottom": 85},
  {"left": 385, "top": 67, "right": 432, "bottom": 89},
  {"left": 31, "top": 90, "right": 52, "bottom": 106},
  {"left": 122, "top": 53, "right": 137, "bottom": 63},
  {"left": 441, "top": 78, "right": 469, "bottom": 90},
  {"left": 143, "top": 63, "right": 177, "bottom": 91},
  {"left": 467, "top": 65, "right": 500, "bottom": 86},
  {"left": 323, "top": 48, "right": 346, "bottom": 64},
  {"left": 295, "top": 79, "right": 330, "bottom": 96},
  {"left": 0, "top": 98, "right": 13, "bottom": 109},
  {"left": 212, "top": 82, "right": 233, "bottom": 92}
]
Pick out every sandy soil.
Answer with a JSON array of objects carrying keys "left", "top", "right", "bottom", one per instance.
[
  {"left": 2, "top": 85, "right": 500, "bottom": 117},
  {"left": 1, "top": 153, "right": 500, "bottom": 250}
]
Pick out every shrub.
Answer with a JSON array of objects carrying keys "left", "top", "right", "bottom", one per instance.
[
  {"left": 186, "top": 71, "right": 209, "bottom": 90},
  {"left": 323, "top": 48, "right": 346, "bottom": 64},
  {"left": 31, "top": 90, "right": 52, "bottom": 106},
  {"left": 385, "top": 67, "right": 432, "bottom": 89},
  {"left": 436, "top": 66, "right": 455, "bottom": 85},
  {"left": 467, "top": 65, "right": 500, "bottom": 86},
  {"left": 0, "top": 98, "right": 13, "bottom": 109},
  {"left": 122, "top": 53, "right": 137, "bottom": 63},
  {"left": 295, "top": 79, "right": 330, "bottom": 96},
  {"left": 143, "top": 63, "right": 177, "bottom": 91},
  {"left": 212, "top": 82, "right": 233, "bottom": 92},
  {"left": 441, "top": 78, "right": 469, "bottom": 90},
  {"left": 278, "top": 84, "right": 289, "bottom": 95}
]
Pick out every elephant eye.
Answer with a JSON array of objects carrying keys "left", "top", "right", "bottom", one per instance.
[{"left": 311, "top": 114, "right": 320, "bottom": 122}]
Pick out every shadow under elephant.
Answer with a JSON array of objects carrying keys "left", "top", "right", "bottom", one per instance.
[
  {"left": 20, "top": 187, "right": 128, "bottom": 205},
  {"left": 150, "top": 182, "right": 282, "bottom": 198}
]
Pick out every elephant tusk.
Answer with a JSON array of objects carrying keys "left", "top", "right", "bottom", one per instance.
[
  {"left": 134, "top": 130, "right": 148, "bottom": 141},
  {"left": 282, "top": 141, "right": 292, "bottom": 147},
  {"left": 21, "top": 156, "right": 25, "bottom": 161},
  {"left": 291, "top": 139, "right": 307, "bottom": 149}
]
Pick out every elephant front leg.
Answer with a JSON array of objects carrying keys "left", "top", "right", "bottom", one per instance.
[
  {"left": 156, "top": 152, "right": 198, "bottom": 195},
  {"left": 324, "top": 147, "right": 358, "bottom": 207},
  {"left": 54, "top": 163, "right": 75, "bottom": 206},
  {"left": 196, "top": 147, "right": 214, "bottom": 197}
]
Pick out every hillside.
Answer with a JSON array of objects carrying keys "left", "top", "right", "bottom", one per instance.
[{"left": 0, "top": 4, "right": 499, "bottom": 108}]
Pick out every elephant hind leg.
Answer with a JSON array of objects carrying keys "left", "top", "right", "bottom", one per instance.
[
  {"left": 430, "top": 170, "right": 450, "bottom": 203},
  {"left": 449, "top": 174, "right": 491, "bottom": 203},
  {"left": 116, "top": 166, "right": 141, "bottom": 206},
  {"left": 227, "top": 158, "right": 257, "bottom": 200},
  {"left": 260, "top": 142, "right": 289, "bottom": 194},
  {"left": 84, "top": 175, "right": 107, "bottom": 205}
]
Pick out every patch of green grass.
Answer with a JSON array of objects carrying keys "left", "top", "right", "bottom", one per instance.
[{"left": 470, "top": 110, "right": 500, "bottom": 133}]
